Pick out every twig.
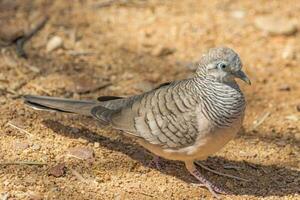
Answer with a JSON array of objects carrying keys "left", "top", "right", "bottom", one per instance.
[
  {"left": 6, "top": 122, "right": 33, "bottom": 137},
  {"left": 251, "top": 112, "right": 271, "bottom": 130},
  {"left": 223, "top": 165, "right": 241, "bottom": 170},
  {"left": 70, "top": 169, "right": 87, "bottom": 182},
  {"left": 16, "top": 16, "right": 49, "bottom": 58},
  {"left": 194, "top": 161, "right": 249, "bottom": 182},
  {"left": 0, "top": 161, "right": 47, "bottom": 166}
]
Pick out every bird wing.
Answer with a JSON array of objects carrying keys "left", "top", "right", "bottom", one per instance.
[
  {"left": 93, "top": 80, "right": 200, "bottom": 149},
  {"left": 95, "top": 81, "right": 172, "bottom": 111}
]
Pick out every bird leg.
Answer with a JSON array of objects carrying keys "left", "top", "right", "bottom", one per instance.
[
  {"left": 148, "top": 156, "right": 164, "bottom": 170},
  {"left": 185, "top": 161, "right": 226, "bottom": 199},
  {"left": 194, "top": 161, "right": 249, "bottom": 182}
]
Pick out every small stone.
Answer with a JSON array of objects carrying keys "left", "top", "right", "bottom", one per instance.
[
  {"left": 94, "top": 142, "right": 100, "bottom": 148},
  {"left": 282, "top": 43, "right": 296, "bottom": 60},
  {"left": 255, "top": 16, "right": 297, "bottom": 36},
  {"left": 32, "top": 144, "right": 41, "bottom": 150},
  {"left": 14, "top": 141, "right": 30, "bottom": 151},
  {"left": 27, "top": 191, "right": 43, "bottom": 200},
  {"left": 278, "top": 84, "right": 291, "bottom": 91},
  {"left": 275, "top": 140, "right": 286, "bottom": 147},
  {"left": 67, "top": 147, "right": 94, "bottom": 161},
  {"left": 48, "top": 163, "right": 66, "bottom": 177},
  {"left": 46, "top": 36, "right": 63, "bottom": 52}
]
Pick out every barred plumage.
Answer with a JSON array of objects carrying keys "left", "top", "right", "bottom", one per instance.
[{"left": 196, "top": 78, "right": 246, "bottom": 128}]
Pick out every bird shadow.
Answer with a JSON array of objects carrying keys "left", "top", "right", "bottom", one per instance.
[{"left": 43, "top": 119, "right": 300, "bottom": 197}]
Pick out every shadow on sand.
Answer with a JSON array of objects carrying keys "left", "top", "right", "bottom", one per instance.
[{"left": 42, "top": 119, "right": 300, "bottom": 197}]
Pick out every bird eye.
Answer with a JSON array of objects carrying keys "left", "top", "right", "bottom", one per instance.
[{"left": 218, "top": 63, "right": 227, "bottom": 69}]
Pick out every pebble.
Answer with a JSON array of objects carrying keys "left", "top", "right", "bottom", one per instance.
[
  {"left": 67, "top": 147, "right": 94, "bottom": 161},
  {"left": 14, "top": 141, "right": 30, "bottom": 151},
  {"left": 46, "top": 36, "right": 63, "bottom": 52},
  {"left": 254, "top": 16, "right": 297, "bottom": 36},
  {"left": 282, "top": 43, "right": 296, "bottom": 60},
  {"left": 48, "top": 163, "right": 66, "bottom": 177},
  {"left": 276, "top": 140, "right": 287, "bottom": 147},
  {"left": 32, "top": 144, "right": 41, "bottom": 150},
  {"left": 94, "top": 142, "right": 100, "bottom": 148},
  {"left": 278, "top": 84, "right": 291, "bottom": 91}
]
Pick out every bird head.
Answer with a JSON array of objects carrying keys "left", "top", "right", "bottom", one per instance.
[{"left": 196, "top": 47, "right": 251, "bottom": 85}]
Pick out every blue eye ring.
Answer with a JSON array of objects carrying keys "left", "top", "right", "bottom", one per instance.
[{"left": 218, "top": 63, "right": 227, "bottom": 69}]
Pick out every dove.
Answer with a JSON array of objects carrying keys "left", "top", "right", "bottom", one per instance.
[{"left": 23, "top": 47, "right": 250, "bottom": 198}]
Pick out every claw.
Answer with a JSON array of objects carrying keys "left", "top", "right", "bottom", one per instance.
[{"left": 185, "top": 161, "right": 228, "bottom": 199}]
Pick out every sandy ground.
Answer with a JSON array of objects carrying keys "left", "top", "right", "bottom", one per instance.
[{"left": 0, "top": 0, "right": 299, "bottom": 199}]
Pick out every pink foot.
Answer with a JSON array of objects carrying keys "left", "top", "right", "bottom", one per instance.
[{"left": 191, "top": 169, "right": 227, "bottom": 199}]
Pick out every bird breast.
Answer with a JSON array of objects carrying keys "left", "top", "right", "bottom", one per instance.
[{"left": 199, "top": 82, "right": 246, "bottom": 128}]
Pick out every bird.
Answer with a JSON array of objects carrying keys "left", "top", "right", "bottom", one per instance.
[{"left": 23, "top": 47, "right": 250, "bottom": 198}]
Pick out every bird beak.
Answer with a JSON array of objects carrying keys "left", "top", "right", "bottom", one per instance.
[{"left": 234, "top": 70, "right": 251, "bottom": 85}]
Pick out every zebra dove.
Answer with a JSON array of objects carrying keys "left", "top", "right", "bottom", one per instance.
[{"left": 23, "top": 47, "right": 250, "bottom": 198}]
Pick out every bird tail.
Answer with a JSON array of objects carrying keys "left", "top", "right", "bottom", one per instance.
[{"left": 23, "top": 95, "right": 99, "bottom": 116}]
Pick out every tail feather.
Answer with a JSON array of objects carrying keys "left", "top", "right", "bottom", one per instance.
[{"left": 23, "top": 95, "right": 98, "bottom": 116}]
